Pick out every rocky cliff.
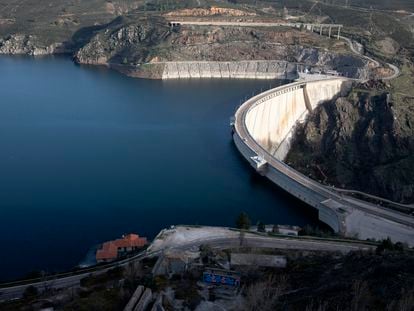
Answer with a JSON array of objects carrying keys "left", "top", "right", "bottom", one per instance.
[
  {"left": 73, "top": 16, "right": 371, "bottom": 79},
  {"left": 163, "top": 7, "right": 256, "bottom": 17},
  {"left": 74, "top": 16, "right": 170, "bottom": 65},
  {"left": 0, "top": 34, "right": 69, "bottom": 55},
  {"left": 286, "top": 81, "right": 414, "bottom": 204},
  {"left": 0, "top": 0, "right": 374, "bottom": 80}
]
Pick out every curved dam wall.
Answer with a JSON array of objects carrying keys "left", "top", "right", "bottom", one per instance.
[
  {"left": 233, "top": 78, "right": 414, "bottom": 244},
  {"left": 234, "top": 78, "right": 351, "bottom": 233},
  {"left": 161, "top": 61, "right": 298, "bottom": 80},
  {"left": 233, "top": 132, "right": 343, "bottom": 232},
  {"left": 245, "top": 79, "right": 351, "bottom": 160}
]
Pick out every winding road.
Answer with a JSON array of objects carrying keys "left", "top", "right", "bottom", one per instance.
[{"left": 339, "top": 35, "right": 400, "bottom": 80}]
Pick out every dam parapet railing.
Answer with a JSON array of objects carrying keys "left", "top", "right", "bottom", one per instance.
[{"left": 232, "top": 78, "right": 414, "bottom": 245}]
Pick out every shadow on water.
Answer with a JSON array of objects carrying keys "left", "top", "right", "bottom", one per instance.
[{"left": 228, "top": 140, "right": 321, "bottom": 225}]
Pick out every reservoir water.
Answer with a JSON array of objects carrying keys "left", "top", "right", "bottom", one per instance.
[{"left": 0, "top": 55, "right": 318, "bottom": 281}]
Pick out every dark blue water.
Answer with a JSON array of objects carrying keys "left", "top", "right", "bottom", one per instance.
[{"left": 0, "top": 55, "right": 318, "bottom": 281}]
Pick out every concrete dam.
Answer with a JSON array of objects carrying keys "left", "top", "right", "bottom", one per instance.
[{"left": 232, "top": 78, "right": 414, "bottom": 245}]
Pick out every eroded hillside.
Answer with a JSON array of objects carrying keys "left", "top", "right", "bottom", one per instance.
[
  {"left": 286, "top": 79, "right": 414, "bottom": 204},
  {"left": 0, "top": 1, "right": 382, "bottom": 79},
  {"left": 71, "top": 14, "right": 370, "bottom": 79}
]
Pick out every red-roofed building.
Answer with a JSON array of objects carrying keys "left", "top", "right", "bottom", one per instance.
[{"left": 96, "top": 233, "right": 148, "bottom": 263}]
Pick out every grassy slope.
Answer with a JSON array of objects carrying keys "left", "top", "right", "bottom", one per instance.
[{"left": 0, "top": 0, "right": 145, "bottom": 45}]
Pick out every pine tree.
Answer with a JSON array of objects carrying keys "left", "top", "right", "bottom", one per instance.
[{"left": 236, "top": 212, "right": 251, "bottom": 230}]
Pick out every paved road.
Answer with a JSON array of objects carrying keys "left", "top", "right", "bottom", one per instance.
[
  {"left": 0, "top": 233, "right": 374, "bottom": 302},
  {"left": 168, "top": 20, "right": 342, "bottom": 28},
  {"left": 383, "top": 63, "right": 400, "bottom": 80},
  {"left": 334, "top": 187, "right": 414, "bottom": 213},
  {"left": 0, "top": 252, "right": 150, "bottom": 302},
  {"left": 339, "top": 35, "right": 400, "bottom": 80},
  {"left": 340, "top": 36, "right": 379, "bottom": 67},
  {"left": 402, "top": 13, "right": 414, "bottom": 20}
]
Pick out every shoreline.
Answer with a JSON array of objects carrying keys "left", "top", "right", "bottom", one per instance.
[
  {"left": 0, "top": 51, "right": 364, "bottom": 80},
  {"left": 0, "top": 225, "right": 378, "bottom": 288}
]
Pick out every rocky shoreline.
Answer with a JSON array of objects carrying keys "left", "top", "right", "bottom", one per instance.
[
  {"left": 1, "top": 15, "right": 373, "bottom": 80},
  {"left": 0, "top": 34, "right": 72, "bottom": 56}
]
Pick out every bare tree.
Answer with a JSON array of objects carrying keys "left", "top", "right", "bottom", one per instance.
[
  {"left": 41, "top": 270, "right": 55, "bottom": 296},
  {"left": 124, "top": 261, "right": 143, "bottom": 285},
  {"left": 351, "top": 280, "right": 369, "bottom": 311},
  {"left": 305, "top": 300, "right": 329, "bottom": 311},
  {"left": 398, "top": 291, "right": 414, "bottom": 311},
  {"left": 387, "top": 289, "right": 414, "bottom": 311},
  {"left": 239, "top": 230, "right": 245, "bottom": 246},
  {"left": 243, "top": 275, "right": 287, "bottom": 311}
]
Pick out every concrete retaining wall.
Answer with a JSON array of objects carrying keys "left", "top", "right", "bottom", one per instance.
[{"left": 162, "top": 61, "right": 298, "bottom": 80}]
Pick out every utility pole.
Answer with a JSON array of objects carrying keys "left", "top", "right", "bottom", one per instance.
[{"left": 369, "top": 6, "right": 374, "bottom": 34}]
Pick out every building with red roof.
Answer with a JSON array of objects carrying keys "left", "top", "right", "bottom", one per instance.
[{"left": 96, "top": 233, "right": 148, "bottom": 263}]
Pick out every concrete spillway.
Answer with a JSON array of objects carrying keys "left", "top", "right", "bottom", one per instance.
[{"left": 233, "top": 78, "right": 414, "bottom": 245}]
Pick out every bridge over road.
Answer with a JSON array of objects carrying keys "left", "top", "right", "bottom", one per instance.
[{"left": 232, "top": 78, "right": 414, "bottom": 245}]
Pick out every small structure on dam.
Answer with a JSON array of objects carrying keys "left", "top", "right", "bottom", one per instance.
[{"left": 232, "top": 78, "right": 414, "bottom": 246}]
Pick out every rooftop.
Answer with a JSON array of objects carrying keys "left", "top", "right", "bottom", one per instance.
[{"left": 96, "top": 233, "right": 147, "bottom": 261}]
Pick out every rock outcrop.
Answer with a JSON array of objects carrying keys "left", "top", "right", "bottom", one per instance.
[
  {"left": 296, "top": 48, "right": 370, "bottom": 79},
  {"left": 73, "top": 16, "right": 370, "bottom": 79},
  {"left": 74, "top": 17, "right": 170, "bottom": 65},
  {"left": 286, "top": 81, "right": 414, "bottom": 204},
  {"left": 0, "top": 34, "right": 68, "bottom": 55},
  {"left": 164, "top": 7, "right": 256, "bottom": 17}
]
